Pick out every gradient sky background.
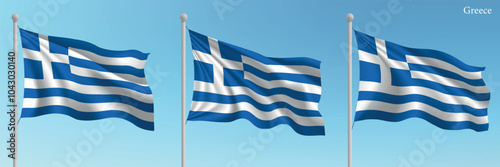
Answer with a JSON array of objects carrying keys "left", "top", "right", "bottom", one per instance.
[{"left": 1, "top": 0, "right": 499, "bottom": 166}]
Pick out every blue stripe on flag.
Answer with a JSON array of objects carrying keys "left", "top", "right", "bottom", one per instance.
[
  {"left": 188, "top": 111, "right": 325, "bottom": 136},
  {"left": 192, "top": 91, "right": 322, "bottom": 117},
  {"left": 258, "top": 57, "right": 321, "bottom": 69},
  {"left": 354, "top": 110, "right": 488, "bottom": 132},
  {"left": 22, "top": 106, "right": 154, "bottom": 130}
]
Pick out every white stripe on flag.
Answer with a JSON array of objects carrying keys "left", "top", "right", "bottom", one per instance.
[
  {"left": 68, "top": 48, "right": 146, "bottom": 69},
  {"left": 357, "top": 100, "right": 488, "bottom": 124},
  {"left": 23, "top": 97, "right": 154, "bottom": 122},
  {"left": 69, "top": 65, "right": 148, "bottom": 85},
  {"left": 241, "top": 55, "right": 321, "bottom": 77}
]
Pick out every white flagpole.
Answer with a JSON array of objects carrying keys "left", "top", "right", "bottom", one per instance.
[
  {"left": 346, "top": 13, "right": 354, "bottom": 167},
  {"left": 12, "top": 13, "right": 19, "bottom": 167},
  {"left": 180, "top": 13, "right": 188, "bottom": 167}
]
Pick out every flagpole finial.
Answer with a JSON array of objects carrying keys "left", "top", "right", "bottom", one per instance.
[
  {"left": 12, "top": 14, "right": 19, "bottom": 22},
  {"left": 180, "top": 13, "right": 188, "bottom": 22},
  {"left": 346, "top": 13, "right": 354, "bottom": 22}
]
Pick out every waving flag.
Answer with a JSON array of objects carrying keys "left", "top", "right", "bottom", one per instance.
[
  {"left": 187, "top": 30, "right": 324, "bottom": 135},
  {"left": 354, "top": 30, "right": 490, "bottom": 131},
  {"left": 19, "top": 28, "right": 154, "bottom": 130}
]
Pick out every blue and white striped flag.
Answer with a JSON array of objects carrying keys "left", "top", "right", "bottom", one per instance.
[
  {"left": 187, "top": 30, "right": 324, "bottom": 135},
  {"left": 19, "top": 28, "right": 154, "bottom": 130},
  {"left": 354, "top": 30, "right": 490, "bottom": 131}
]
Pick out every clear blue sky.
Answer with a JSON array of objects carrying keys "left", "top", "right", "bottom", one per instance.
[{"left": 1, "top": 0, "right": 499, "bottom": 166}]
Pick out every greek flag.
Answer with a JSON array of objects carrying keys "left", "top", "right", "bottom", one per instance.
[
  {"left": 19, "top": 28, "right": 154, "bottom": 130},
  {"left": 354, "top": 30, "right": 490, "bottom": 131},
  {"left": 187, "top": 30, "right": 324, "bottom": 135}
]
